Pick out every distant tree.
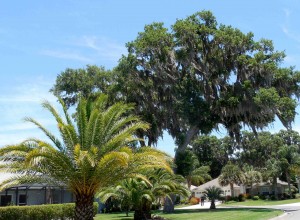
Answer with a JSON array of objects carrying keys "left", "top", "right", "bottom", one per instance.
[
  {"left": 219, "top": 163, "right": 245, "bottom": 197},
  {"left": 175, "top": 149, "right": 211, "bottom": 189},
  {"left": 237, "top": 131, "right": 282, "bottom": 168},
  {"left": 265, "top": 158, "right": 282, "bottom": 200},
  {"left": 192, "top": 135, "right": 232, "bottom": 178},
  {"left": 119, "top": 10, "right": 300, "bottom": 155},
  {"left": 52, "top": 11, "right": 300, "bottom": 155},
  {"left": 243, "top": 165, "right": 262, "bottom": 193},
  {"left": 278, "top": 144, "right": 300, "bottom": 197},
  {"left": 204, "top": 186, "right": 223, "bottom": 209}
]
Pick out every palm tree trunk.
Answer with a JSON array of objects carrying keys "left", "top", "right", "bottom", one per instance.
[
  {"left": 134, "top": 201, "right": 151, "bottom": 220},
  {"left": 230, "top": 183, "right": 234, "bottom": 198},
  {"left": 75, "top": 193, "right": 94, "bottom": 220},
  {"left": 163, "top": 194, "right": 175, "bottom": 213},
  {"left": 273, "top": 176, "right": 278, "bottom": 200},
  {"left": 286, "top": 171, "right": 292, "bottom": 198},
  {"left": 210, "top": 199, "right": 216, "bottom": 209}
]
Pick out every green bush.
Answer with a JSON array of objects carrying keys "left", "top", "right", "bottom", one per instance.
[
  {"left": 238, "top": 194, "right": 246, "bottom": 202},
  {"left": 259, "top": 195, "right": 266, "bottom": 200},
  {"left": 295, "top": 193, "right": 300, "bottom": 199},
  {"left": 252, "top": 196, "right": 259, "bottom": 200},
  {"left": 0, "top": 203, "right": 98, "bottom": 220}
]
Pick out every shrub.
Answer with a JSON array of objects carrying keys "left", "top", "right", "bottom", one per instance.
[
  {"left": 225, "top": 195, "right": 231, "bottom": 201},
  {"left": 295, "top": 193, "right": 300, "bottom": 199},
  {"left": 189, "top": 197, "right": 199, "bottom": 205},
  {"left": 245, "top": 193, "right": 252, "bottom": 199},
  {"left": 259, "top": 195, "right": 266, "bottom": 200},
  {"left": 238, "top": 194, "right": 246, "bottom": 202},
  {"left": 270, "top": 195, "right": 276, "bottom": 200},
  {"left": 252, "top": 196, "right": 259, "bottom": 200},
  {"left": 0, "top": 203, "right": 98, "bottom": 220}
]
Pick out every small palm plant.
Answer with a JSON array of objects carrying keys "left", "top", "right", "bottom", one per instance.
[
  {"left": 204, "top": 186, "right": 223, "bottom": 209},
  {"left": 98, "top": 169, "right": 189, "bottom": 220},
  {"left": 0, "top": 95, "right": 171, "bottom": 220}
]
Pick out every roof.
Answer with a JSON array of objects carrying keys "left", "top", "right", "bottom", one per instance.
[
  {"left": 253, "top": 178, "right": 288, "bottom": 187},
  {"left": 192, "top": 177, "right": 239, "bottom": 192}
]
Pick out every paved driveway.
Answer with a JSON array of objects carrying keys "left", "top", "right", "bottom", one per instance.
[{"left": 268, "top": 203, "right": 300, "bottom": 220}]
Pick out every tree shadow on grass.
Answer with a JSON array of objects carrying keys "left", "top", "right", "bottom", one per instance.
[{"left": 156, "top": 208, "right": 275, "bottom": 215}]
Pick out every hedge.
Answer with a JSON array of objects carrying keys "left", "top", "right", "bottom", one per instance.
[{"left": 0, "top": 202, "right": 98, "bottom": 220}]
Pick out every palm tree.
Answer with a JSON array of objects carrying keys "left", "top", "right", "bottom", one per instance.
[
  {"left": 265, "top": 158, "right": 282, "bottom": 200},
  {"left": 278, "top": 145, "right": 300, "bottom": 197},
  {"left": 98, "top": 169, "right": 189, "bottom": 220},
  {"left": 243, "top": 165, "right": 262, "bottom": 194},
  {"left": 219, "top": 163, "right": 245, "bottom": 197},
  {"left": 204, "top": 186, "right": 223, "bottom": 209},
  {"left": 0, "top": 95, "right": 171, "bottom": 220}
]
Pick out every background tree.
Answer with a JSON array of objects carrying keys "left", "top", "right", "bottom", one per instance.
[
  {"left": 192, "top": 135, "right": 232, "bottom": 178},
  {"left": 51, "top": 11, "right": 300, "bottom": 155},
  {"left": 0, "top": 95, "right": 171, "bottom": 220},
  {"left": 175, "top": 149, "right": 211, "bottom": 189},
  {"left": 118, "top": 10, "right": 300, "bottom": 155},
  {"left": 264, "top": 158, "right": 282, "bottom": 200},
  {"left": 243, "top": 164, "right": 262, "bottom": 193},
  {"left": 278, "top": 144, "right": 300, "bottom": 197},
  {"left": 219, "top": 163, "right": 245, "bottom": 197}
]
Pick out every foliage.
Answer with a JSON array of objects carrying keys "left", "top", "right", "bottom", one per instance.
[
  {"left": 219, "top": 163, "right": 245, "bottom": 197},
  {"left": 189, "top": 197, "right": 199, "bottom": 205},
  {"left": 52, "top": 10, "right": 300, "bottom": 153},
  {"left": 252, "top": 196, "right": 260, "bottom": 200},
  {"left": 0, "top": 203, "right": 98, "bottom": 220},
  {"left": 97, "top": 169, "right": 189, "bottom": 220},
  {"left": 243, "top": 165, "right": 262, "bottom": 188},
  {"left": 0, "top": 95, "right": 171, "bottom": 220},
  {"left": 192, "top": 135, "right": 231, "bottom": 178},
  {"left": 174, "top": 149, "right": 211, "bottom": 188},
  {"left": 204, "top": 186, "right": 223, "bottom": 209}
]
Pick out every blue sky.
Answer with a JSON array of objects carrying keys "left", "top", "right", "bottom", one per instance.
[{"left": 0, "top": 0, "right": 300, "bottom": 156}]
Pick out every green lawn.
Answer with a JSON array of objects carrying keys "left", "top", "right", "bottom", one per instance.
[
  {"left": 222, "top": 198, "right": 300, "bottom": 206},
  {"left": 94, "top": 208, "right": 283, "bottom": 220}
]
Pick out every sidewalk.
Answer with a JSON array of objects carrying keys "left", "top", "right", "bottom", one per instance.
[{"left": 176, "top": 201, "right": 222, "bottom": 210}]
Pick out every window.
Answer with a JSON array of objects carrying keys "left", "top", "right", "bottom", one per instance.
[
  {"left": 0, "top": 195, "right": 12, "bottom": 206},
  {"left": 19, "top": 195, "right": 27, "bottom": 205}
]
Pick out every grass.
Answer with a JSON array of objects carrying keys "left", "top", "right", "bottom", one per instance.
[
  {"left": 222, "top": 198, "right": 300, "bottom": 206},
  {"left": 94, "top": 208, "right": 283, "bottom": 220}
]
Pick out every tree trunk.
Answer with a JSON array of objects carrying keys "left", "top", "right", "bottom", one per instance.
[
  {"left": 273, "top": 176, "right": 278, "bottom": 200},
  {"left": 230, "top": 183, "right": 234, "bottom": 198},
  {"left": 175, "top": 126, "right": 199, "bottom": 154},
  {"left": 134, "top": 209, "right": 151, "bottom": 220},
  {"left": 75, "top": 193, "right": 94, "bottom": 220},
  {"left": 286, "top": 171, "right": 292, "bottom": 198},
  {"left": 210, "top": 199, "right": 216, "bottom": 209},
  {"left": 163, "top": 194, "right": 176, "bottom": 213},
  {"left": 134, "top": 201, "right": 151, "bottom": 220}
]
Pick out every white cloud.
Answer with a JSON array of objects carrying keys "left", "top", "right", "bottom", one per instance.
[
  {"left": 74, "top": 35, "right": 127, "bottom": 61},
  {"left": 41, "top": 49, "right": 93, "bottom": 62},
  {"left": 0, "top": 80, "right": 62, "bottom": 147},
  {"left": 40, "top": 35, "right": 126, "bottom": 64},
  {"left": 281, "top": 8, "right": 300, "bottom": 43}
]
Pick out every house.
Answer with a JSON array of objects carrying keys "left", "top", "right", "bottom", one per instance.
[
  {"left": 248, "top": 179, "right": 289, "bottom": 197},
  {"left": 191, "top": 177, "right": 241, "bottom": 198},
  {"left": 0, "top": 173, "right": 74, "bottom": 206},
  {"left": 191, "top": 177, "right": 289, "bottom": 198}
]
